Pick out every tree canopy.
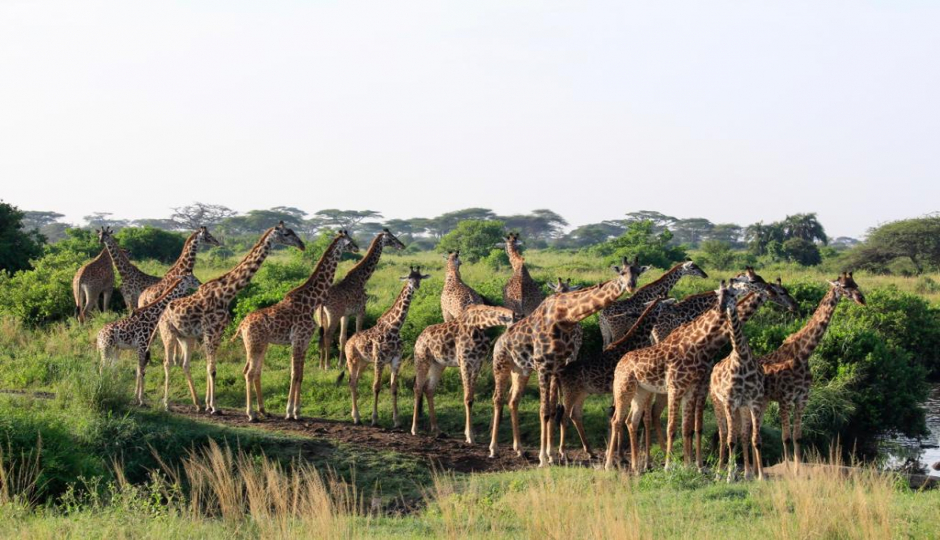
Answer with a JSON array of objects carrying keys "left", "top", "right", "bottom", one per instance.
[{"left": 0, "top": 201, "right": 45, "bottom": 274}]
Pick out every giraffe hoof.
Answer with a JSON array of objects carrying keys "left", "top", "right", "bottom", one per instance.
[{"left": 248, "top": 416, "right": 258, "bottom": 423}]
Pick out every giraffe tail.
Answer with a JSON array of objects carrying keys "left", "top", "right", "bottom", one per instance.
[
  {"left": 335, "top": 370, "right": 346, "bottom": 386},
  {"left": 229, "top": 321, "right": 244, "bottom": 343}
]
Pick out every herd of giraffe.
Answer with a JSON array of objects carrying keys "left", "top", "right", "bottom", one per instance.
[{"left": 77, "top": 222, "right": 866, "bottom": 479}]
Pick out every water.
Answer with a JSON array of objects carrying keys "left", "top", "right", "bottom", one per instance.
[{"left": 883, "top": 383, "right": 940, "bottom": 477}]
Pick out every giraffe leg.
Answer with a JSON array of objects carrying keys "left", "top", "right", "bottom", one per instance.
[
  {"left": 750, "top": 406, "right": 764, "bottom": 480},
  {"left": 243, "top": 340, "right": 267, "bottom": 421},
  {"left": 725, "top": 405, "right": 739, "bottom": 482},
  {"left": 390, "top": 358, "right": 401, "bottom": 429},
  {"left": 488, "top": 362, "right": 511, "bottom": 458},
  {"left": 425, "top": 363, "right": 445, "bottom": 436},
  {"left": 714, "top": 398, "right": 728, "bottom": 473},
  {"left": 135, "top": 348, "right": 147, "bottom": 407},
  {"left": 643, "top": 398, "right": 653, "bottom": 463},
  {"left": 204, "top": 335, "right": 223, "bottom": 415},
  {"left": 627, "top": 391, "right": 653, "bottom": 473},
  {"left": 347, "top": 357, "right": 363, "bottom": 425},
  {"left": 681, "top": 393, "right": 696, "bottom": 467},
  {"left": 509, "top": 371, "right": 530, "bottom": 458},
  {"left": 459, "top": 359, "right": 480, "bottom": 444},
  {"left": 161, "top": 327, "right": 174, "bottom": 410},
  {"left": 695, "top": 390, "right": 707, "bottom": 470},
  {"left": 336, "top": 315, "right": 351, "bottom": 368},
  {"left": 779, "top": 403, "right": 792, "bottom": 464},
  {"left": 254, "top": 367, "right": 265, "bottom": 418},
  {"left": 793, "top": 402, "right": 805, "bottom": 465},
  {"left": 410, "top": 358, "right": 430, "bottom": 436},
  {"left": 287, "top": 341, "right": 308, "bottom": 420},
  {"left": 604, "top": 401, "right": 627, "bottom": 471},
  {"left": 665, "top": 392, "right": 679, "bottom": 470},
  {"left": 571, "top": 400, "right": 592, "bottom": 457},
  {"left": 102, "top": 287, "right": 113, "bottom": 314},
  {"left": 739, "top": 409, "right": 753, "bottom": 480},
  {"left": 180, "top": 339, "right": 200, "bottom": 413},
  {"left": 653, "top": 394, "right": 667, "bottom": 450},
  {"left": 541, "top": 372, "right": 558, "bottom": 466},
  {"left": 371, "top": 362, "right": 384, "bottom": 427}
]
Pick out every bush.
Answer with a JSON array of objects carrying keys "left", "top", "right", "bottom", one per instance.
[
  {"left": 0, "top": 250, "right": 100, "bottom": 325},
  {"left": 436, "top": 220, "right": 505, "bottom": 263},
  {"left": 0, "top": 201, "right": 44, "bottom": 274},
  {"left": 589, "top": 221, "right": 687, "bottom": 269},
  {"left": 113, "top": 227, "right": 186, "bottom": 264},
  {"left": 698, "top": 240, "right": 735, "bottom": 270},
  {"left": 782, "top": 238, "right": 822, "bottom": 266},
  {"left": 231, "top": 259, "right": 312, "bottom": 328}
]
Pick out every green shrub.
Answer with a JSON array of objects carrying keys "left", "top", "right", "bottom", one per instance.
[
  {"left": 589, "top": 221, "right": 687, "bottom": 269},
  {"left": 0, "top": 250, "right": 96, "bottom": 325},
  {"left": 436, "top": 220, "right": 506, "bottom": 263},
  {"left": 113, "top": 227, "right": 186, "bottom": 264}
]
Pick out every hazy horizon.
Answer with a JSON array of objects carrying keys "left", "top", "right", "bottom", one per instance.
[{"left": 2, "top": 1, "right": 938, "bottom": 238}]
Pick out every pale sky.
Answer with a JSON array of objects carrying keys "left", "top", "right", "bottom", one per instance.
[{"left": 1, "top": 1, "right": 938, "bottom": 238}]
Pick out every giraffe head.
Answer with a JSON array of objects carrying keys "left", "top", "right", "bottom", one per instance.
[
  {"left": 336, "top": 229, "right": 360, "bottom": 254},
  {"left": 716, "top": 279, "right": 746, "bottom": 313},
  {"left": 828, "top": 272, "right": 866, "bottom": 305},
  {"left": 196, "top": 226, "right": 221, "bottom": 248},
  {"left": 547, "top": 277, "right": 582, "bottom": 294},
  {"left": 379, "top": 228, "right": 406, "bottom": 250},
  {"left": 401, "top": 265, "right": 431, "bottom": 289},
  {"left": 497, "top": 232, "right": 523, "bottom": 250},
  {"left": 611, "top": 256, "right": 649, "bottom": 293},
  {"left": 768, "top": 277, "right": 799, "bottom": 312},
  {"left": 730, "top": 266, "right": 777, "bottom": 299},
  {"left": 96, "top": 226, "right": 115, "bottom": 244},
  {"left": 678, "top": 260, "right": 709, "bottom": 279},
  {"left": 444, "top": 251, "right": 462, "bottom": 270},
  {"left": 269, "top": 221, "right": 307, "bottom": 251}
]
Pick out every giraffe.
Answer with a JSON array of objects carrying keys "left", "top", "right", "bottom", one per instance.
[
  {"left": 344, "top": 266, "right": 430, "bottom": 428},
  {"left": 73, "top": 247, "right": 114, "bottom": 324},
  {"left": 440, "top": 251, "right": 485, "bottom": 322},
  {"left": 760, "top": 272, "right": 866, "bottom": 463},
  {"left": 555, "top": 296, "right": 674, "bottom": 461},
  {"left": 598, "top": 260, "right": 705, "bottom": 347},
  {"left": 546, "top": 277, "right": 584, "bottom": 363},
  {"left": 487, "top": 260, "right": 646, "bottom": 467},
  {"left": 137, "top": 227, "right": 220, "bottom": 307},
  {"left": 97, "top": 275, "right": 200, "bottom": 406},
  {"left": 710, "top": 292, "right": 765, "bottom": 481},
  {"left": 155, "top": 222, "right": 306, "bottom": 414},
  {"left": 315, "top": 229, "right": 405, "bottom": 370},
  {"left": 97, "top": 227, "right": 162, "bottom": 311},
  {"left": 233, "top": 231, "right": 359, "bottom": 421},
  {"left": 642, "top": 271, "right": 800, "bottom": 449},
  {"left": 500, "top": 232, "right": 544, "bottom": 318},
  {"left": 411, "top": 305, "right": 516, "bottom": 443},
  {"left": 603, "top": 276, "right": 775, "bottom": 472}
]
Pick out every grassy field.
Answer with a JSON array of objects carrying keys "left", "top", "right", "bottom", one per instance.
[{"left": 1, "top": 248, "right": 938, "bottom": 538}]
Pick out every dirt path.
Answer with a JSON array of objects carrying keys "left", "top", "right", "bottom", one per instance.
[{"left": 168, "top": 405, "right": 543, "bottom": 474}]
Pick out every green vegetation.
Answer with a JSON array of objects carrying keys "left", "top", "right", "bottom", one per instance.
[
  {"left": 2, "top": 207, "right": 939, "bottom": 536},
  {"left": 113, "top": 226, "right": 186, "bottom": 264},
  {"left": 0, "top": 201, "right": 44, "bottom": 273}
]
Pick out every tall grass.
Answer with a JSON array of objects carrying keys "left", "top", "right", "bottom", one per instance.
[{"left": 1, "top": 441, "right": 938, "bottom": 539}]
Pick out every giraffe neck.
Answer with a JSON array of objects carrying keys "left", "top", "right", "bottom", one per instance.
[
  {"left": 93, "top": 248, "right": 111, "bottom": 266},
  {"left": 605, "top": 301, "right": 661, "bottom": 359},
  {"left": 461, "top": 307, "right": 512, "bottom": 329},
  {"left": 633, "top": 264, "right": 686, "bottom": 302},
  {"left": 165, "top": 231, "right": 201, "bottom": 278},
  {"left": 552, "top": 277, "right": 626, "bottom": 324},
  {"left": 445, "top": 261, "right": 462, "bottom": 285},
  {"left": 208, "top": 229, "right": 277, "bottom": 303},
  {"left": 725, "top": 305, "right": 753, "bottom": 370},
  {"left": 505, "top": 242, "right": 525, "bottom": 272},
  {"left": 343, "top": 236, "right": 385, "bottom": 288},
  {"left": 101, "top": 236, "right": 143, "bottom": 281},
  {"left": 781, "top": 288, "right": 841, "bottom": 365},
  {"left": 287, "top": 236, "right": 346, "bottom": 305},
  {"left": 736, "top": 292, "right": 769, "bottom": 324},
  {"left": 377, "top": 282, "right": 416, "bottom": 332}
]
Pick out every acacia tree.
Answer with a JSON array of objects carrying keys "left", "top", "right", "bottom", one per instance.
[
  {"left": 310, "top": 209, "right": 383, "bottom": 234},
  {"left": 21, "top": 211, "right": 64, "bottom": 231},
  {"left": 848, "top": 215, "right": 940, "bottom": 273},
  {"left": 170, "top": 203, "right": 237, "bottom": 230},
  {"left": 783, "top": 213, "right": 828, "bottom": 245}
]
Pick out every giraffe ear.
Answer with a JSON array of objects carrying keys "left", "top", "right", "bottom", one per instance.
[
  {"left": 611, "top": 265, "right": 622, "bottom": 274},
  {"left": 640, "top": 266, "right": 651, "bottom": 274}
]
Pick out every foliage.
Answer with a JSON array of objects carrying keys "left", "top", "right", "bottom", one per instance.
[
  {"left": 113, "top": 227, "right": 186, "bottom": 264},
  {"left": 746, "top": 213, "right": 827, "bottom": 258},
  {"left": 436, "top": 220, "right": 506, "bottom": 263},
  {"left": 0, "top": 201, "right": 45, "bottom": 274},
  {"left": 698, "top": 240, "right": 736, "bottom": 270},
  {"left": 0, "top": 249, "right": 91, "bottom": 325},
  {"left": 782, "top": 237, "right": 822, "bottom": 266},
  {"left": 589, "top": 220, "right": 687, "bottom": 269},
  {"left": 847, "top": 215, "right": 940, "bottom": 274}
]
